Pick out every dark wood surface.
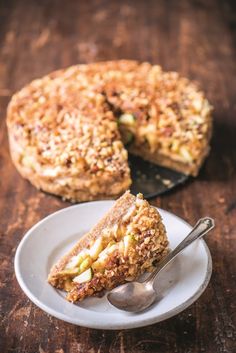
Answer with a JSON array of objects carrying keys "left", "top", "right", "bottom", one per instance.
[{"left": 0, "top": 0, "right": 236, "bottom": 352}]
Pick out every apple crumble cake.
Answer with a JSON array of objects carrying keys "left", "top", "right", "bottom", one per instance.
[
  {"left": 48, "top": 191, "right": 169, "bottom": 302},
  {"left": 7, "top": 60, "right": 213, "bottom": 201}
]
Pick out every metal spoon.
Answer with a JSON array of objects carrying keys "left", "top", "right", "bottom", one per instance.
[{"left": 107, "top": 217, "right": 215, "bottom": 312}]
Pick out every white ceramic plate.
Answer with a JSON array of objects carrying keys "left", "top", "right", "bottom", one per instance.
[{"left": 14, "top": 201, "right": 212, "bottom": 330}]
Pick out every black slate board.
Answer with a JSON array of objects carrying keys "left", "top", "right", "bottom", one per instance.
[{"left": 129, "top": 155, "right": 188, "bottom": 199}]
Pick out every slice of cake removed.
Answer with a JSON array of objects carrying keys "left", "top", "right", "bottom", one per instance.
[{"left": 48, "top": 191, "right": 169, "bottom": 302}]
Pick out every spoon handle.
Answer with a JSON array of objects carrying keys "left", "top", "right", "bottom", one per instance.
[{"left": 146, "top": 217, "right": 215, "bottom": 285}]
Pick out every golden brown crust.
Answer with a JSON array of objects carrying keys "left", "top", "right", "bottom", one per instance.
[
  {"left": 7, "top": 60, "right": 213, "bottom": 201},
  {"left": 8, "top": 132, "right": 130, "bottom": 201}
]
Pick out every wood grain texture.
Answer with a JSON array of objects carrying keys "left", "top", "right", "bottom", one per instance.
[{"left": 0, "top": 0, "right": 236, "bottom": 352}]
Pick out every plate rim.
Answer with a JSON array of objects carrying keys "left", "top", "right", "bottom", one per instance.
[{"left": 14, "top": 201, "right": 212, "bottom": 330}]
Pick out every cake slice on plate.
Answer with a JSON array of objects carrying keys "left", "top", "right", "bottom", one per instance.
[{"left": 48, "top": 191, "right": 169, "bottom": 302}]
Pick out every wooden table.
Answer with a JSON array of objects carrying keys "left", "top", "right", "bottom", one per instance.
[{"left": 1, "top": 0, "right": 235, "bottom": 352}]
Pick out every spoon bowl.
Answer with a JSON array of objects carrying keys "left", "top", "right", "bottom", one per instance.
[{"left": 107, "top": 282, "right": 157, "bottom": 312}]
